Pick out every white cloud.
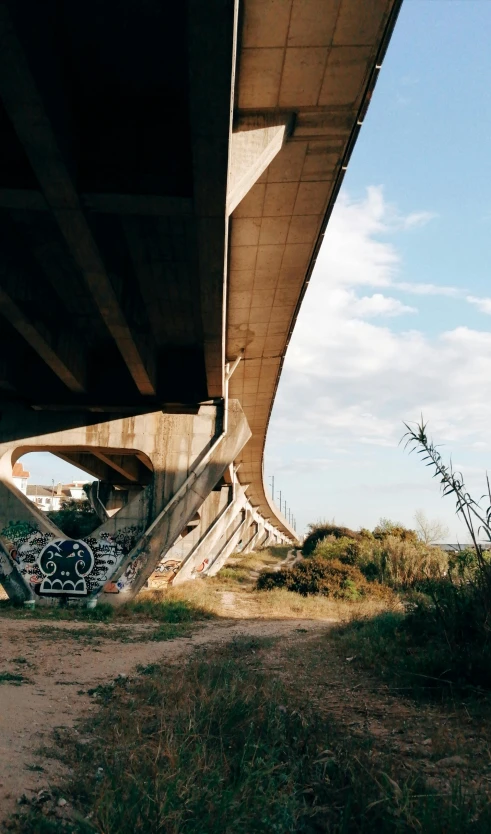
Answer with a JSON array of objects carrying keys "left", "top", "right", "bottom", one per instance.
[
  {"left": 401, "top": 210, "right": 438, "bottom": 229},
  {"left": 466, "top": 295, "right": 491, "bottom": 314},
  {"left": 350, "top": 293, "right": 416, "bottom": 318},
  {"left": 394, "top": 281, "right": 460, "bottom": 297},
  {"left": 269, "top": 188, "right": 491, "bottom": 457}
]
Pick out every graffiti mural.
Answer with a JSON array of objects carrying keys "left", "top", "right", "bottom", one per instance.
[
  {"left": 0, "top": 521, "right": 143, "bottom": 598},
  {"left": 38, "top": 539, "right": 94, "bottom": 595}
]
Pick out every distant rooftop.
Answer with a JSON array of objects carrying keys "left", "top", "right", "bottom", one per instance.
[
  {"left": 12, "top": 462, "right": 29, "bottom": 479},
  {"left": 26, "top": 485, "right": 52, "bottom": 498},
  {"left": 439, "top": 543, "right": 491, "bottom": 552}
]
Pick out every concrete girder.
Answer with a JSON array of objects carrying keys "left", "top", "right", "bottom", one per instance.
[
  {"left": 0, "top": 5, "right": 156, "bottom": 396},
  {"left": 0, "top": 286, "right": 87, "bottom": 393}
]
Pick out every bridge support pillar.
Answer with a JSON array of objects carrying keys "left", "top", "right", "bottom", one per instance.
[{"left": 0, "top": 400, "right": 250, "bottom": 603}]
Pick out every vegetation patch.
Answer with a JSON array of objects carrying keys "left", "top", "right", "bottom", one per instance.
[
  {"left": 0, "top": 671, "right": 29, "bottom": 685},
  {"left": 0, "top": 595, "right": 212, "bottom": 625},
  {"left": 257, "top": 557, "right": 393, "bottom": 601},
  {"left": 8, "top": 637, "right": 491, "bottom": 833},
  {"left": 32, "top": 620, "right": 199, "bottom": 645},
  {"left": 47, "top": 497, "right": 100, "bottom": 539},
  {"left": 302, "top": 521, "right": 363, "bottom": 556},
  {"left": 334, "top": 580, "right": 491, "bottom": 697}
]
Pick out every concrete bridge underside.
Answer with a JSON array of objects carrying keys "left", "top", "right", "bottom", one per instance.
[{"left": 0, "top": 0, "right": 401, "bottom": 602}]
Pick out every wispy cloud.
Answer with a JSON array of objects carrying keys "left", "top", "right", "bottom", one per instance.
[
  {"left": 350, "top": 293, "right": 417, "bottom": 318},
  {"left": 466, "top": 295, "right": 491, "bottom": 314},
  {"left": 394, "top": 281, "right": 460, "bottom": 297},
  {"left": 401, "top": 210, "right": 438, "bottom": 230}
]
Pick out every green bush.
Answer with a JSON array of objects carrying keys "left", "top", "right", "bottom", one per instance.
[
  {"left": 312, "top": 533, "right": 447, "bottom": 588},
  {"left": 302, "top": 522, "right": 361, "bottom": 556},
  {"left": 47, "top": 498, "right": 99, "bottom": 539},
  {"left": 257, "top": 557, "right": 388, "bottom": 600},
  {"left": 372, "top": 518, "right": 419, "bottom": 542}
]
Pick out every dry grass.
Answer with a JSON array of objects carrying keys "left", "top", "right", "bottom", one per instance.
[
  {"left": 166, "top": 582, "right": 398, "bottom": 620},
  {"left": 163, "top": 546, "right": 400, "bottom": 622}
]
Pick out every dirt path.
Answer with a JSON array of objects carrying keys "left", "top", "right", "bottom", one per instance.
[{"left": 0, "top": 616, "right": 333, "bottom": 824}]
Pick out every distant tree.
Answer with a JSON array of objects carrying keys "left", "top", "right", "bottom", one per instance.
[
  {"left": 414, "top": 509, "right": 449, "bottom": 545},
  {"left": 48, "top": 498, "right": 99, "bottom": 539},
  {"left": 372, "top": 518, "right": 418, "bottom": 542}
]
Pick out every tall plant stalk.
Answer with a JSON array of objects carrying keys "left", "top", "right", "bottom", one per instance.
[{"left": 401, "top": 418, "right": 491, "bottom": 590}]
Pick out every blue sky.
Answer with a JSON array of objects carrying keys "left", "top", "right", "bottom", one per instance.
[
  {"left": 22, "top": 1, "right": 491, "bottom": 541},
  {"left": 265, "top": 0, "right": 491, "bottom": 540}
]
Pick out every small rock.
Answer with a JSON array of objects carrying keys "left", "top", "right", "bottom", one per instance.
[
  {"left": 436, "top": 755, "right": 467, "bottom": 768},
  {"left": 36, "top": 790, "right": 52, "bottom": 805},
  {"left": 58, "top": 798, "right": 67, "bottom": 807},
  {"left": 422, "top": 738, "right": 432, "bottom": 746}
]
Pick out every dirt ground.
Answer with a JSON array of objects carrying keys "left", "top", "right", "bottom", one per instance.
[
  {"left": 0, "top": 615, "right": 332, "bottom": 826},
  {"left": 2, "top": 583, "right": 491, "bottom": 829}
]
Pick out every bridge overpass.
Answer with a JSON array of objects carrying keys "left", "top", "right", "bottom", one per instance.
[{"left": 0, "top": 0, "right": 401, "bottom": 602}]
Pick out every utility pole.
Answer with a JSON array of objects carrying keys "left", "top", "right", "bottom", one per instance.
[
  {"left": 269, "top": 475, "right": 274, "bottom": 502},
  {"left": 279, "top": 490, "right": 282, "bottom": 514}
]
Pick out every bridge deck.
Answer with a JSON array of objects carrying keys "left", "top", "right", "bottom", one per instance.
[{"left": 0, "top": 0, "right": 401, "bottom": 537}]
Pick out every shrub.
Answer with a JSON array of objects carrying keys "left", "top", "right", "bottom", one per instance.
[
  {"left": 257, "top": 558, "right": 389, "bottom": 601},
  {"left": 372, "top": 518, "right": 419, "bottom": 542},
  {"left": 302, "top": 522, "right": 361, "bottom": 556},
  {"left": 312, "top": 533, "right": 446, "bottom": 588},
  {"left": 377, "top": 535, "right": 448, "bottom": 587}
]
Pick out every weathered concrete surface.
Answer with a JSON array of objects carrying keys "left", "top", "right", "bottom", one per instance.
[
  {"left": 174, "top": 480, "right": 248, "bottom": 583},
  {"left": 108, "top": 400, "right": 252, "bottom": 599},
  {"left": 0, "top": 401, "right": 252, "bottom": 602}
]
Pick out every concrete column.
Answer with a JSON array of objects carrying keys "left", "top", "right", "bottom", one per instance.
[
  {"left": 147, "top": 486, "right": 231, "bottom": 587},
  {"left": 172, "top": 475, "right": 248, "bottom": 583},
  {"left": 0, "top": 399, "right": 250, "bottom": 603}
]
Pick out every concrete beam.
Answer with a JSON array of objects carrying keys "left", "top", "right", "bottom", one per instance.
[
  {"left": 0, "top": 6, "right": 156, "bottom": 396},
  {"left": 227, "top": 114, "right": 293, "bottom": 215},
  {"left": 205, "top": 512, "right": 248, "bottom": 577},
  {"left": 0, "top": 287, "right": 86, "bottom": 393},
  {"left": 0, "top": 189, "right": 193, "bottom": 217},
  {"left": 173, "top": 483, "right": 248, "bottom": 583},
  {"left": 53, "top": 451, "right": 114, "bottom": 484},
  {"left": 188, "top": 0, "right": 239, "bottom": 398},
  {"left": 91, "top": 451, "right": 140, "bottom": 484}
]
